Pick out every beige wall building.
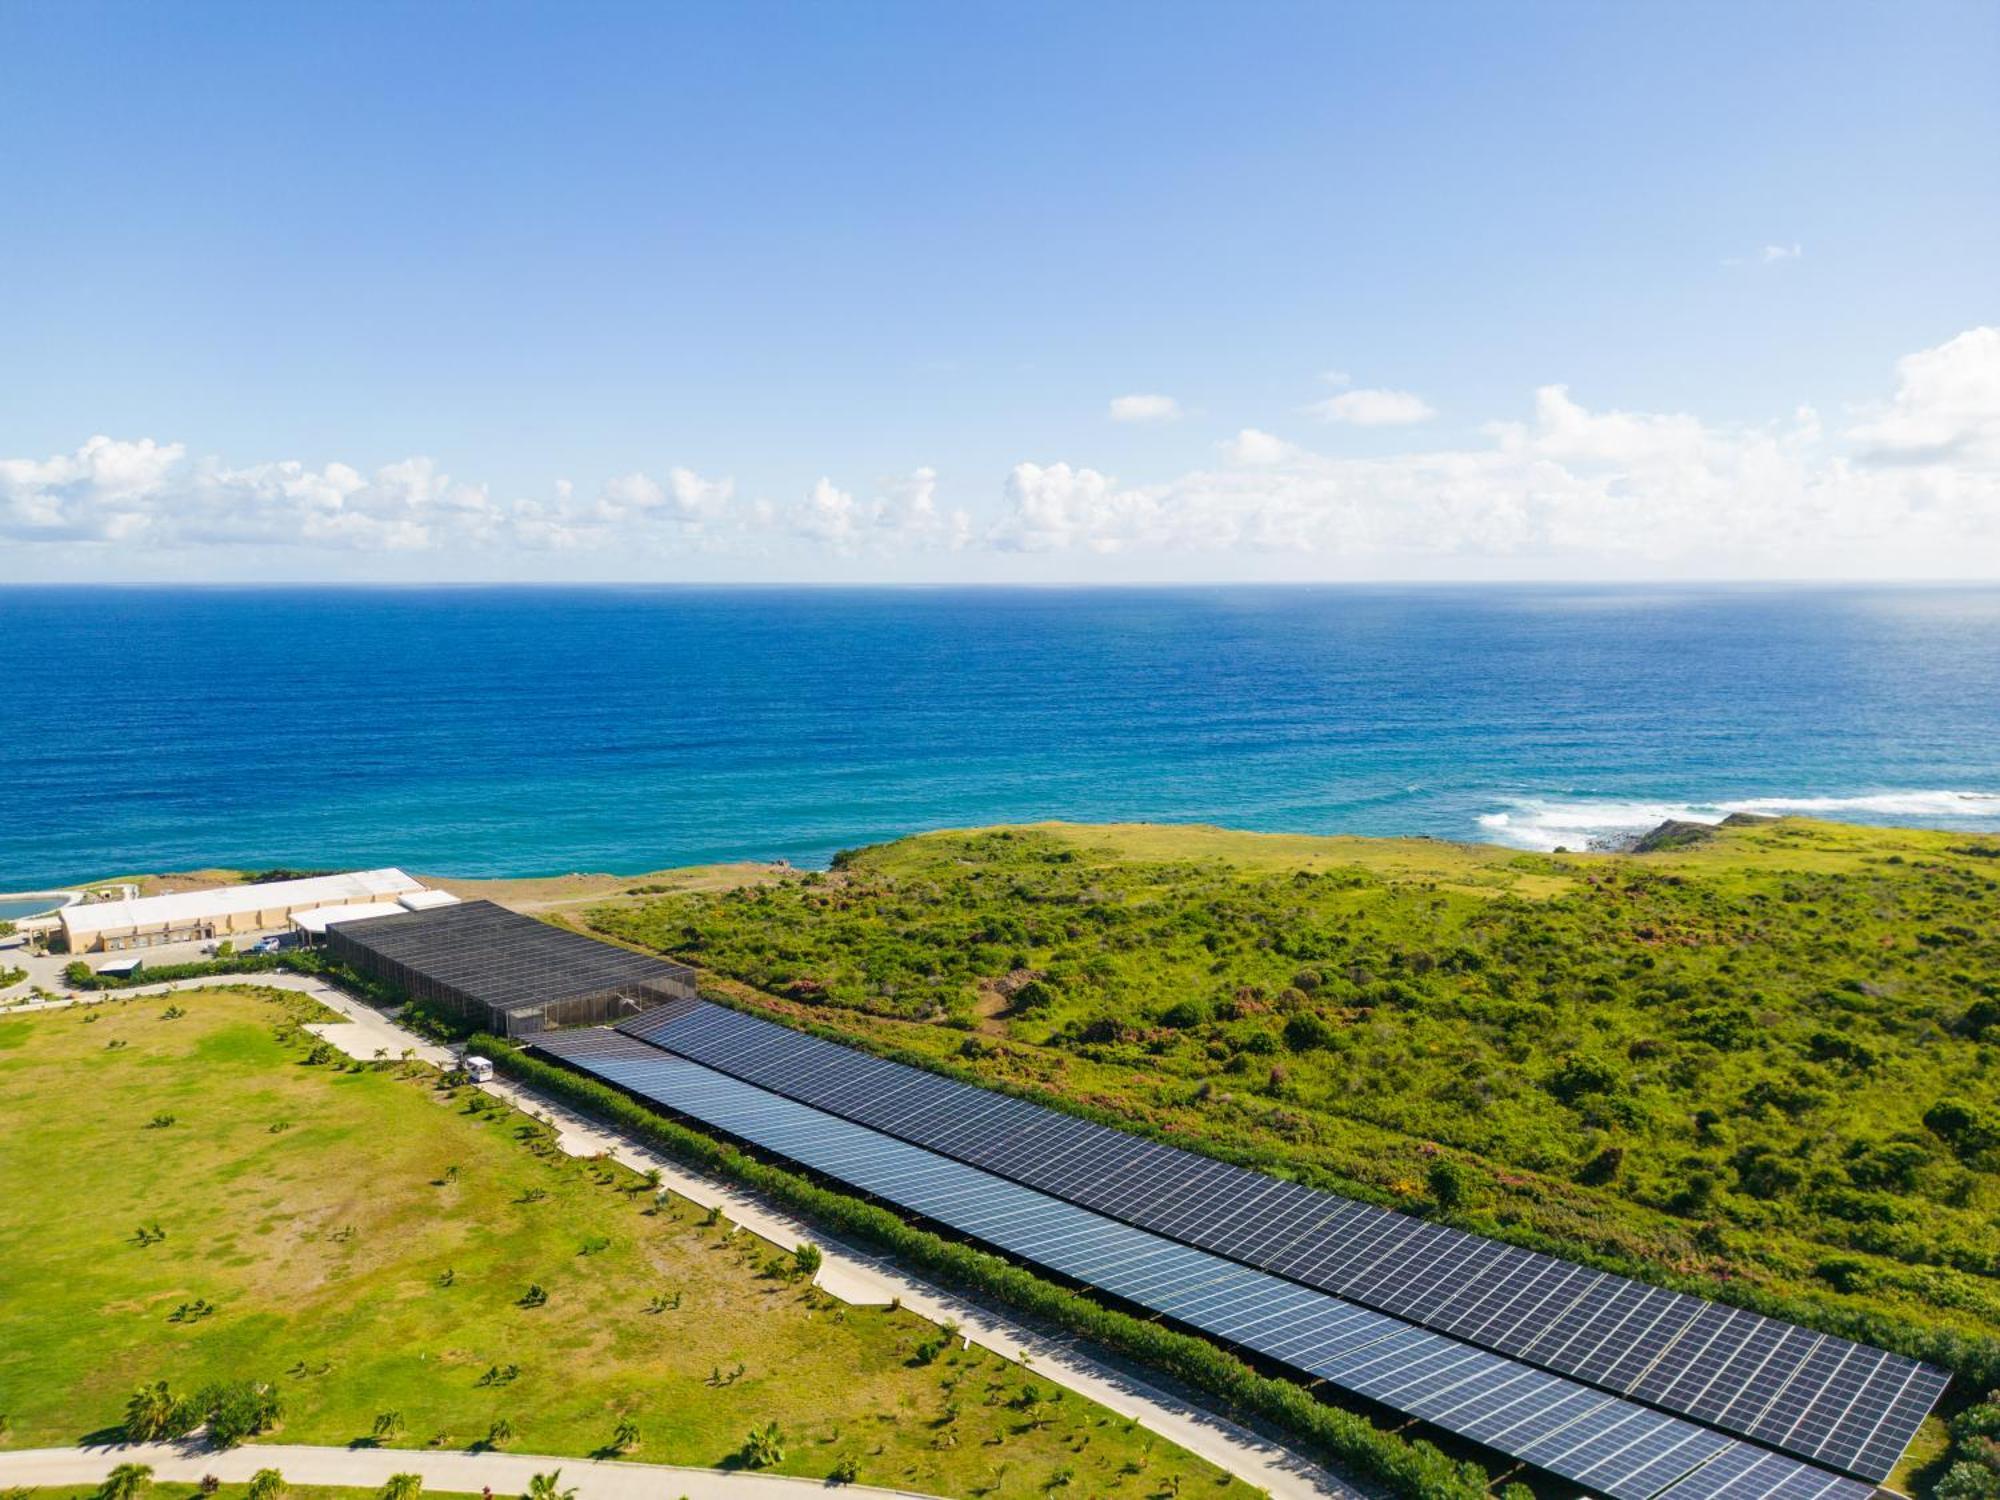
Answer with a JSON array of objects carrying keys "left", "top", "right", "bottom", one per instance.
[{"left": 61, "top": 868, "right": 426, "bottom": 952}]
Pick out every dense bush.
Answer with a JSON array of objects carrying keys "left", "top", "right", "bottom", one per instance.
[{"left": 589, "top": 822, "right": 2000, "bottom": 1386}]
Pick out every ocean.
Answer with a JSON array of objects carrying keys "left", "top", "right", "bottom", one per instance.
[{"left": 2, "top": 585, "right": 1997, "bottom": 887}]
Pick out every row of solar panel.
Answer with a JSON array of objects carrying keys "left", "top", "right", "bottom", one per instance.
[
  {"left": 617, "top": 999, "right": 1943, "bottom": 1482},
  {"left": 533, "top": 1025, "right": 1873, "bottom": 1500}
]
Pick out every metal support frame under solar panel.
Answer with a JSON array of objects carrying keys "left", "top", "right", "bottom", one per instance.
[
  {"left": 612, "top": 998, "right": 1944, "bottom": 1486},
  {"left": 531, "top": 1025, "right": 1879, "bottom": 1500}
]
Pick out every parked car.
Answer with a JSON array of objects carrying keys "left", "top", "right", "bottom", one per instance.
[{"left": 247, "top": 937, "right": 281, "bottom": 954}]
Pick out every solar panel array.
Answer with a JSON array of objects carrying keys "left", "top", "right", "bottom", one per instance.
[
  {"left": 325, "top": 901, "right": 696, "bottom": 1033},
  {"left": 617, "top": 999, "right": 1945, "bottom": 1483},
  {"left": 533, "top": 1024, "right": 1875, "bottom": 1500}
]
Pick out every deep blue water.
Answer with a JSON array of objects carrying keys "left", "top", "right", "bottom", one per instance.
[{"left": 2, "top": 586, "right": 1998, "bottom": 887}]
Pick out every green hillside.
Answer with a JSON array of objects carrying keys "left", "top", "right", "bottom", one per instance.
[{"left": 586, "top": 818, "right": 2000, "bottom": 1404}]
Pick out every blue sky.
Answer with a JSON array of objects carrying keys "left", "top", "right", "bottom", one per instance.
[{"left": 3, "top": 0, "right": 1995, "bottom": 581}]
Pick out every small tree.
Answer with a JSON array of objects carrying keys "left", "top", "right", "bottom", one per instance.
[
  {"left": 793, "top": 1242, "right": 823, "bottom": 1279},
  {"left": 124, "top": 1382, "right": 182, "bottom": 1442},
  {"left": 611, "top": 1418, "right": 640, "bottom": 1453},
  {"left": 740, "top": 1421, "right": 785, "bottom": 1468},
  {"left": 486, "top": 1416, "right": 515, "bottom": 1449},
  {"left": 247, "top": 1469, "right": 286, "bottom": 1500},
  {"left": 198, "top": 1381, "right": 283, "bottom": 1448},
  {"left": 1426, "top": 1159, "right": 1472, "bottom": 1213},
  {"left": 525, "top": 1471, "right": 576, "bottom": 1500},
  {"left": 96, "top": 1465, "right": 153, "bottom": 1500},
  {"left": 379, "top": 1474, "right": 423, "bottom": 1500},
  {"left": 373, "top": 1410, "right": 405, "bottom": 1442}
]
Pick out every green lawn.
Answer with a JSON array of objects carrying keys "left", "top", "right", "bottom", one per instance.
[
  {"left": 19, "top": 1488, "right": 481, "bottom": 1500},
  {"left": 0, "top": 988, "right": 1250, "bottom": 1500},
  {"left": 585, "top": 818, "right": 2000, "bottom": 1398}
]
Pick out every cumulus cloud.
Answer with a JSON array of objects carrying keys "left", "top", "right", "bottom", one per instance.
[
  {"left": 1848, "top": 326, "right": 2000, "bottom": 465},
  {"left": 789, "top": 468, "right": 970, "bottom": 553},
  {"left": 5, "top": 326, "right": 1996, "bottom": 578},
  {"left": 1109, "top": 393, "right": 1182, "bottom": 424},
  {"left": 1308, "top": 387, "right": 1436, "bottom": 427},
  {"left": 1223, "top": 428, "right": 1302, "bottom": 467},
  {"left": 989, "top": 327, "right": 2000, "bottom": 573}
]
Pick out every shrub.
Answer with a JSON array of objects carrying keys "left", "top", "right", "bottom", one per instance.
[
  {"left": 246, "top": 1471, "right": 286, "bottom": 1500},
  {"left": 740, "top": 1421, "right": 785, "bottom": 1468},
  {"left": 198, "top": 1380, "right": 283, "bottom": 1448},
  {"left": 1282, "top": 1012, "right": 1335, "bottom": 1052},
  {"left": 1925, "top": 1098, "right": 2000, "bottom": 1159},
  {"left": 793, "top": 1242, "right": 823, "bottom": 1278},
  {"left": 1426, "top": 1160, "right": 1473, "bottom": 1213}
]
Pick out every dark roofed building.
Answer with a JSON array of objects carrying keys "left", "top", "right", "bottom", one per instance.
[{"left": 324, "top": 899, "right": 696, "bottom": 1036}]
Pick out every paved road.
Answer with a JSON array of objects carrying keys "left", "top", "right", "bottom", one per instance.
[
  {"left": 4, "top": 969, "right": 1366, "bottom": 1500},
  {"left": 0, "top": 1440, "right": 939, "bottom": 1499}
]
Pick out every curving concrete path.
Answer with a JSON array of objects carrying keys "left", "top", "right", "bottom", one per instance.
[{"left": 0, "top": 1440, "right": 939, "bottom": 1498}]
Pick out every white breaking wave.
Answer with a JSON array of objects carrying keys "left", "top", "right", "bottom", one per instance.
[{"left": 1476, "top": 790, "right": 2000, "bottom": 852}]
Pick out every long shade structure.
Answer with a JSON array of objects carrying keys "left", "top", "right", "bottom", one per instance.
[
  {"left": 612, "top": 998, "right": 1945, "bottom": 1485},
  {"left": 532, "top": 1021, "right": 1913, "bottom": 1500}
]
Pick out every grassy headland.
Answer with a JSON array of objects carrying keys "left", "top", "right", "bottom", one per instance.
[{"left": 583, "top": 818, "right": 2000, "bottom": 1402}]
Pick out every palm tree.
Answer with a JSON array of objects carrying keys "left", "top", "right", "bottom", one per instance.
[
  {"left": 123, "top": 1382, "right": 178, "bottom": 1442},
  {"left": 246, "top": 1469, "right": 286, "bottom": 1500},
  {"left": 486, "top": 1417, "right": 515, "bottom": 1450},
  {"left": 524, "top": 1471, "right": 575, "bottom": 1500},
  {"left": 611, "top": 1418, "right": 640, "bottom": 1453},
  {"left": 373, "top": 1410, "right": 405, "bottom": 1442},
  {"left": 379, "top": 1475, "right": 422, "bottom": 1500},
  {"left": 96, "top": 1464, "right": 153, "bottom": 1500}
]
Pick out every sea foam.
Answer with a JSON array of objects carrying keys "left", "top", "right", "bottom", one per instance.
[{"left": 1476, "top": 790, "right": 2000, "bottom": 852}]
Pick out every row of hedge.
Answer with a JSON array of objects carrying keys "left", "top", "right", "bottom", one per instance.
[
  {"left": 62, "top": 948, "right": 409, "bottom": 1010},
  {"left": 471, "top": 1034, "right": 1495, "bottom": 1500},
  {"left": 717, "top": 993, "right": 2000, "bottom": 1395}
]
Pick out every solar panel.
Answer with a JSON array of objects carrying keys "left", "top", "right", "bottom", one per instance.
[
  {"left": 613, "top": 999, "right": 1945, "bottom": 1482},
  {"left": 533, "top": 1026, "right": 1875, "bottom": 1500}
]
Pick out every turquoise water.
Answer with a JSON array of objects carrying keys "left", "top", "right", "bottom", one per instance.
[
  {"left": 1, "top": 585, "right": 1997, "bottom": 885},
  {"left": 0, "top": 896, "right": 62, "bottom": 922}
]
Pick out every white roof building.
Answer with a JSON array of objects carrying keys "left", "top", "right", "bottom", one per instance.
[
  {"left": 62, "top": 868, "right": 426, "bottom": 952},
  {"left": 290, "top": 902, "right": 413, "bottom": 937},
  {"left": 397, "top": 889, "right": 461, "bottom": 911}
]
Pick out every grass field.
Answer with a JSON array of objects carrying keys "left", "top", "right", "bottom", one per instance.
[
  {"left": 0, "top": 988, "right": 1249, "bottom": 1500},
  {"left": 16, "top": 1488, "right": 482, "bottom": 1500},
  {"left": 586, "top": 817, "right": 2000, "bottom": 1407}
]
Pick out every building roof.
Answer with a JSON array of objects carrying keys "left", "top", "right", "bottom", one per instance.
[
  {"left": 397, "top": 889, "right": 461, "bottom": 911},
  {"left": 291, "top": 902, "right": 412, "bottom": 934},
  {"left": 328, "top": 899, "right": 691, "bottom": 1011},
  {"left": 61, "top": 868, "right": 423, "bottom": 939}
]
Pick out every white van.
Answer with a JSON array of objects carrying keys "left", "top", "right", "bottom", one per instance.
[{"left": 462, "top": 1055, "right": 495, "bottom": 1084}]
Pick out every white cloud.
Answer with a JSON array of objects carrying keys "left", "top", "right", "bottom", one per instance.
[
  {"left": 991, "top": 326, "right": 2000, "bottom": 574},
  {"left": 5, "top": 326, "right": 1996, "bottom": 579},
  {"left": 789, "top": 468, "right": 971, "bottom": 553},
  {"left": 1762, "top": 242, "right": 1803, "bottom": 264},
  {"left": 1109, "top": 393, "right": 1182, "bottom": 424},
  {"left": 988, "top": 462, "right": 1149, "bottom": 553},
  {"left": 1223, "top": 428, "right": 1301, "bottom": 466},
  {"left": 1308, "top": 387, "right": 1436, "bottom": 427},
  {"left": 1848, "top": 326, "right": 2000, "bottom": 465}
]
